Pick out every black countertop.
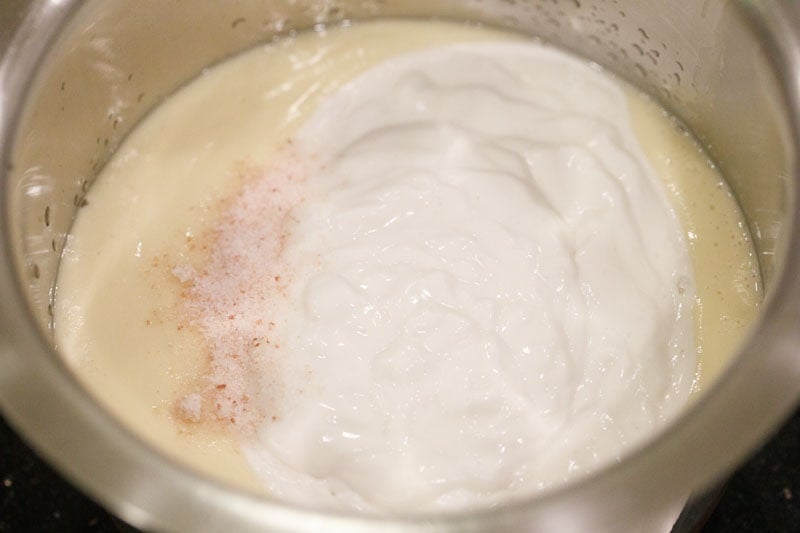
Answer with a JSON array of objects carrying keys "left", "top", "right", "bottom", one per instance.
[{"left": 1, "top": 408, "right": 799, "bottom": 532}]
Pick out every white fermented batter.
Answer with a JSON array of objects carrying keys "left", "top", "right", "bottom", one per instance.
[
  {"left": 54, "top": 21, "right": 762, "bottom": 512},
  {"left": 172, "top": 42, "right": 695, "bottom": 510}
]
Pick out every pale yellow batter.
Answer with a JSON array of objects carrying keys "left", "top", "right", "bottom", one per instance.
[{"left": 54, "top": 20, "right": 761, "bottom": 497}]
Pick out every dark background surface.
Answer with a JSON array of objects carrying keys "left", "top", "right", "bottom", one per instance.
[{"left": 1, "top": 407, "right": 799, "bottom": 532}]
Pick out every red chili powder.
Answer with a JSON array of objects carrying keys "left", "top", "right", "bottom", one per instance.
[{"left": 171, "top": 144, "right": 312, "bottom": 433}]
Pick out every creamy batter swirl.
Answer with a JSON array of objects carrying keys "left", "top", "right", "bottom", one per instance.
[{"left": 182, "top": 43, "right": 697, "bottom": 510}]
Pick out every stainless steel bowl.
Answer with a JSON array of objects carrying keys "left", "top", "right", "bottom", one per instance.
[{"left": 1, "top": 1, "right": 799, "bottom": 531}]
